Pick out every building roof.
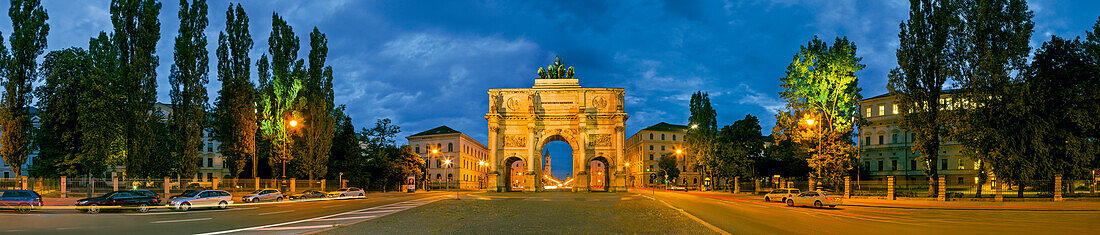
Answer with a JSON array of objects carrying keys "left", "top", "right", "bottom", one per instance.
[
  {"left": 408, "top": 125, "right": 462, "bottom": 137},
  {"left": 863, "top": 88, "right": 960, "bottom": 101},
  {"left": 641, "top": 122, "right": 689, "bottom": 133}
]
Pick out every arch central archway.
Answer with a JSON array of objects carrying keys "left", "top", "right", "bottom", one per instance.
[{"left": 485, "top": 77, "right": 628, "bottom": 192}]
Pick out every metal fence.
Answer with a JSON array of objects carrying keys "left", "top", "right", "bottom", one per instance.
[{"left": 0, "top": 177, "right": 344, "bottom": 198}]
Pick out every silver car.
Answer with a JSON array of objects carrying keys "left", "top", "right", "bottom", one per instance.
[
  {"left": 785, "top": 191, "right": 842, "bottom": 208},
  {"left": 166, "top": 190, "right": 233, "bottom": 211},
  {"left": 242, "top": 189, "right": 284, "bottom": 203},
  {"left": 327, "top": 187, "right": 365, "bottom": 198}
]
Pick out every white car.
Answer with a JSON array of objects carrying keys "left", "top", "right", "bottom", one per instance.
[
  {"left": 242, "top": 189, "right": 284, "bottom": 203},
  {"left": 166, "top": 190, "right": 233, "bottom": 211},
  {"left": 327, "top": 187, "right": 365, "bottom": 198},
  {"left": 764, "top": 188, "right": 800, "bottom": 202},
  {"left": 785, "top": 191, "right": 842, "bottom": 208}
]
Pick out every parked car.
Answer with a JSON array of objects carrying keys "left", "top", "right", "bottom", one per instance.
[
  {"left": 785, "top": 191, "right": 842, "bottom": 208},
  {"left": 130, "top": 189, "right": 161, "bottom": 202},
  {"left": 289, "top": 190, "right": 326, "bottom": 200},
  {"left": 166, "top": 190, "right": 233, "bottom": 211},
  {"left": 242, "top": 189, "right": 283, "bottom": 203},
  {"left": 169, "top": 190, "right": 199, "bottom": 200},
  {"left": 764, "top": 188, "right": 801, "bottom": 203},
  {"left": 0, "top": 190, "right": 42, "bottom": 213},
  {"left": 75, "top": 190, "right": 161, "bottom": 214},
  {"left": 327, "top": 187, "right": 365, "bottom": 198},
  {"left": 667, "top": 186, "right": 687, "bottom": 191}
]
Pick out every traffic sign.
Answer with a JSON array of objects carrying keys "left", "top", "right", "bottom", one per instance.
[{"left": 650, "top": 173, "right": 657, "bottom": 181}]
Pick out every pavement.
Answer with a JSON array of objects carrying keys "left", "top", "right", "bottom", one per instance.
[
  {"left": 0, "top": 191, "right": 451, "bottom": 234},
  {"left": 632, "top": 187, "right": 1100, "bottom": 234}
]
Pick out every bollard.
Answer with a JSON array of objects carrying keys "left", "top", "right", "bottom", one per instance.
[
  {"left": 844, "top": 176, "right": 850, "bottom": 199},
  {"left": 61, "top": 176, "right": 68, "bottom": 198},
  {"left": 1054, "top": 174, "right": 1063, "bottom": 202},
  {"left": 164, "top": 177, "right": 170, "bottom": 197},
  {"left": 938, "top": 175, "right": 946, "bottom": 201},
  {"left": 888, "top": 176, "right": 895, "bottom": 200}
]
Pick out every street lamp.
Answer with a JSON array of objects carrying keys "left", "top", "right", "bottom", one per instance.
[
  {"left": 444, "top": 159, "right": 458, "bottom": 200},
  {"left": 283, "top": 119, "right": 301, "bottom": 179}
]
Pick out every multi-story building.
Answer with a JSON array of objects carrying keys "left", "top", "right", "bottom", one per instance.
[
  {"left": 859, "top": 92, "right": 979, "bottom": 187},
  {"left": 406, "top": 125, "right": 489, "bottom": 190},
  {"left": 625, "top": 122, "right": 701, "bottom": 188}
]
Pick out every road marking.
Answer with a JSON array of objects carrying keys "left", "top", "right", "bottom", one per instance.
[
  {"left": 321, "top": 205, "right": 342, "bottom": 208},
  {"left": 312, "top": 215, "right": 378, "bottom": 221},
  {"left": 126, "top": 207, "right": 255, "bottom": 215},
  {"left": 196, "top": 196, "right": 443, "bottom": 235},
  {"left": 258, "top": 210, "right": 295, "bottom": 215},
  {"left": 253, "top": 225, "right": 336, "bottom": 231},
  {"left": 347, "top": 209, "right": 402, "bottom": 214},
  {"left": 640, "top": 194, "right": 732, "bottom": 235},
  {"left": 151, "top": 217, "right": 212, "bottom": 224}
]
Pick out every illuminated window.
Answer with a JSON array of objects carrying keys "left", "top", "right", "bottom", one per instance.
[
  {"left": 879, "top": 105, "right": 885, "bottom": 116},
  {"left": 958, "top": 159, "right": 965, "bottom": 170},
  {"left": 865, "top": 107, "right": 872, "bottom": 117},
  {"left": 892, "top": 104, "right": 899, "bottom": 114}
]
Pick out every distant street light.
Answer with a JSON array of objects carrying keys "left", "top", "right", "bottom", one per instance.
[
  {"left": 289, "top": 120, "right": 298, "bottom": 127},
  {"left": 691, "top": 124, "right": 698, "bottom": 129},
  {"left": 805, "top": 118, "right": 815, "bottom": 126}
]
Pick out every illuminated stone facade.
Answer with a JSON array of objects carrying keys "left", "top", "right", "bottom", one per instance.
[{"left": 485, "top": 78, "right": 628, "bottom": 192}]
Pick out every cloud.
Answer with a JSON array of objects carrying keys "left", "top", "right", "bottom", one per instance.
[{"left": 735, "top": 84, "right": 785, "bottom": 115}]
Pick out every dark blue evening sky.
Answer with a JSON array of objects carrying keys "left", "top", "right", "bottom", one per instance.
[{"left": 2, "top": 0, "right": 1098, "bottom": 177}]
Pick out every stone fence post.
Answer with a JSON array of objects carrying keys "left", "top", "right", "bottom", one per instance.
[
  {"left": 754, "top": 179, "right": 761, "bottom": 194},
  {"left": 61, "top": 176, "right": 68, "bottom": 198},
  {"left": 888, "top": 176, "right": 895, "bottom": 200},
  {"left": 844, "top": 176, "right": 850, "bottom": 199},
  {"left": 112, "top": 172, "right": 119, "bottom": 192},
  {"left": 1054, "top": 174, "right": 1063, "bottom": 202},
  {"left": 164, "top": 177, "right": 170, "bottom": 197},
  {"left": 807, "top": 178, "right": 815, "bottom": 192},
  {"left": 254, "top": 178, "right": 260, "bottom": 191},
  {"left": 937, "top": 175, "right": 946, "bottom": 201},
  {"left": 733, "top": 177, "right": 740, "bottom": 194},
  {"left": 994, "top": 175, "right": 1003, "bottom": 202},
  {"left": 20, "top": 176, "right": 28, "bottom": 190},
  {"left": 213, "top": 178, "right": 220, "bottom": 190},
  {"left": 290, "top": 178, "right": 296, "bottom": 193}
]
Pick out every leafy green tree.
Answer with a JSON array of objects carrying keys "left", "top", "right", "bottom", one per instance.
[
  {"left": 686, "top": 92, "right": 718, "bottom": 185},
  {"left": 776, "top": 36, "right": 863, "bottom": 186},
  {"left": 948, "top": 0, "right": 1033, "bottom": 198},
  {"left": 714, "top": 114, "right": 764, "bottom": 182},
  {"left": 1, "top": 0, "right": 48, "bottom": 178},
  {"left": 328, "top": 105, "right": 360, "bottom": 180},
  {"left": 32, "top": 48, "right": 88, "bottom": 177},
  {"left": 257, "top": 13, "right": 303, "bottom": 178},
  {"left": 81, "top": 32, "right": 124, "bottom": 177},
  {"left": 112, "top": 0, "right": 162, "bottom": 177},
  {"left": 1022, "top": 36, "right": 1099, "bottom": 195},
  {"left": 657, "top": 155, "right": 680, "bottom": 185},
  {"left": 213, "top": 3, "right": 256, "bottom": 179},
  {"left": 169, "top": 0, "right": 209, "bottom": 178},
  {"left": 360, "top": 118, "right": 400, "bottom": 152},
  {"left": 759, "top": 137, "right": 810, "bottom": 178},
  {"left": 294, "top": 27, "right": 336, "bottom": 181},
  {"left": 886, "top": 0, "right": 959, "bottom": 196}
]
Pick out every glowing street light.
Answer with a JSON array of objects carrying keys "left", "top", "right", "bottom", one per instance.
[
  {"left": 289, "top": 120, "right": 298, "bottom": 127},
  {"left": 691, "top": 124, "right": 698, "bottom": 129},
  {"left": 432, "top": 149, "right": 438, "bottom": 154},
  {"left": 805, "top": 118, "right": 816, "bottom": 126},
  {"left": 675, "top": 149, "right": 682, "bottom": 154}
]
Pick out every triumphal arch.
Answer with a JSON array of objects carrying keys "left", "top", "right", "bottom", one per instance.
[{"left": 485, "top": 58, "right": 628, "bottom": 192}]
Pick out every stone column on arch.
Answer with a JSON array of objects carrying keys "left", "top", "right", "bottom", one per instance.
[
  {"left": 526, "top": 122, "right": 538, "bottom": 192},
  {"left": 487, "top": 124, "right": 500, "bottom": 192}
]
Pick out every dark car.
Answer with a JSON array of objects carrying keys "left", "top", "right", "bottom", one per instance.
[
  {"left": 0, "top": 190, "right": 42, "bottom": 213},
  {"left": 75, "top": 190, "right": 161, "bottom": 214},
  {"left": 288, "top": 190, "right": 326, "bottom": 200}
]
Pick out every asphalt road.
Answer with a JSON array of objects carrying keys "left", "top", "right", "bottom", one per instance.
[
  {"left": 640, "top": 189, "right": 1100, "bottom": 234},
  {"left": 0, "top": 191, "right": 450, "bottom": 235}
]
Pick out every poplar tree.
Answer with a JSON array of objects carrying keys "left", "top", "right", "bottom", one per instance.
[
  {"left": 258, "top": 13, "right": 303, "bottom": 178},
  {"left": 686, "top": 92, "right": 717, "bottom": 184},
  {"left": 112, "top": 0, "right": 162, "bottom": 177},
  {"left": 886, "top": 0, "right": 959, "bottom": 197},
  {"left": 213, "top": 3, "right": 256, "bottom": 179},
  {"left": 1, "top": 0, "right": 48, "bottom": 178},
  {"left": 169, "top": 0, "right": 209, "bottom": 178},
  {"left": 294, "top": 27, "right": 335, "bottom": 181},
  {"left": 82, "top": 32, "right": 124, "bottom": 176}
]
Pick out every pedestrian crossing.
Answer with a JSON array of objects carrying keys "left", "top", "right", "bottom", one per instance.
[{"left": 198, "top": 197, "right": 442, "bottom": 235}]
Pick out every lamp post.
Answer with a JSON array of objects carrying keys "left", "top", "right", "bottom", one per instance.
[
  {"left": 444, "top": 159, "right": 458, "bottom": 200},
  {"left": 283, "top": 119, "right": 300, "bottom": 179},
  {"left": 478, "top": 160, "right": 488, "bottom": 190}
]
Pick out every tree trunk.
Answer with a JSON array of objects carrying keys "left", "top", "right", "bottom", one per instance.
[{"left": 1017, "top": 182, "right": 1024, "bottom": 198}]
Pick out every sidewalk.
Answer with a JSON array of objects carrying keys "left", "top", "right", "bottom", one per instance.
[{"left": 628, "top": 187, "right": 1100, "bottom": 211}]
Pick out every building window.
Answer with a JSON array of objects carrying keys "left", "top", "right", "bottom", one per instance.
[
  {"left": 892, "top": 134, "right": 898, "bottom": 144},
  {"left": 941, "top": 159, "right": 949, "bottom": 170},
  {"left": 865, "top": 107, "right": 872, "bottom": 117},
  {"left": 863, "top": 161, "right": 870, "bottom": 170},
  {"left": 649, "top": 154, "right": 653, "bottom": 160},
  {"left": 448, "top": 143, "right": 453, "bottom": 152},
  {"left": 207, "top": 158, "right": 213, "bottom": 167},
  {"left": 436, "top": 174, "right": 441, "bottom": 180},
  {"left": 879, "top": 105, "right": 885, "bottom": 116},
  {"left": 911, "top": 160, "right": 917, "bottom": 171},
  {"left": 891, "top": 160, "right": 897, "bottom": 171},
  {"left": 415, "top": 145, "right": 420, "bottom": 153},
  {"left": 649, "top": 145, "right": 653, "bottom": 150},
  {"left": 892, "top": 104, "right": 899, "bottom": 114},
  {"left": 661, "top": 134, "right": 665, "bottom": 140},
  {"left": 661, "top": 145, "right": 666, "bottom": 151},
  {"left": 958, "top": 177, "right": 964, "bottom": 184},
  {"left": 3, "top": 172, "right": 7, "bottom": 178},
  {"left": 877, "top": 160, "right": 883, "bottom": 171},
  {"left": 878, "top": 136, "right": 884, "bottom": 145},
  {"left": 672, "top": 135, "right": 676, "bottom": 141},
  {"left": 865, "top": 136, "right": 871, "bottom": 145},
  {"left": 207, "top": 173, "right": 213, "bottom": 181},
  {"left": 650, "top": 133, "right": 653, "bottom": 139},
  {"left": 958, "top": 159, "right": 965, "bottom": 170}
]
